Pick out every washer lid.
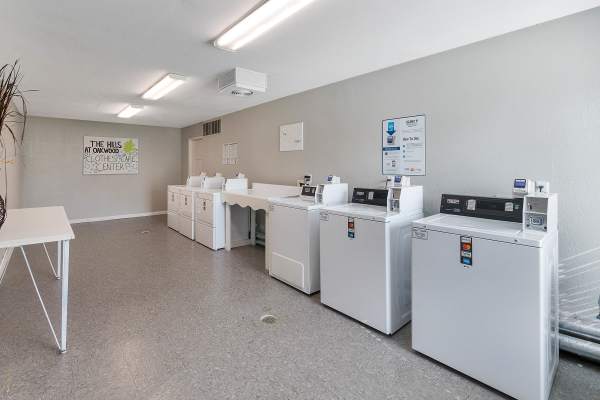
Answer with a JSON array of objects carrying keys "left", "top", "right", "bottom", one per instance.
[
  {"left": 413, "top": 214, "right": 547, "bottom": 247},
  {"left": 270, "top": 196, "right": 322, "bottom": 210},
  {"left": 320, "top": 203, "right": 398, "bottom": 222}
]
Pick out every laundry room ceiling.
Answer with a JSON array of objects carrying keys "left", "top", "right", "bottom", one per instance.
[{"left": 2, "top": 0, "right": 599, "bottom": 128}]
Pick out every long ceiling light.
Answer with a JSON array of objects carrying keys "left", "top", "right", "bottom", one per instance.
[
  {"left": 117, "top": 104, "right": 144, "bottom": 118},
  {"left": 214, "top": 0, "right": 315, "bottom": 51},
  {"left": 142, "top": 73, "right": 187, "bottom": 100}
]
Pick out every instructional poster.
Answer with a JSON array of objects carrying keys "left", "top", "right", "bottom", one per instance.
[
  {"left": 381, "top": 115, "right": 426, "bottom": 176},
  {"left": 83, "top": 136, "right": 139, "bottom": 175},
  {"left": 222, "top": 142, "right": 238, "bottom": 165}
]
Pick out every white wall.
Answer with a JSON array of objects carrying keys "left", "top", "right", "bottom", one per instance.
[
  {"left": 23, "top": 117, "right": 181, "bottom": 220},
  {"left": 182, "top": 9, "right": 600, "bottom": 317},
  {"left": 1, "top": 103, "right": 24, "bottom": 210},
  {"left": 0, "top": 103, "right": 24, "bottom": 276}
]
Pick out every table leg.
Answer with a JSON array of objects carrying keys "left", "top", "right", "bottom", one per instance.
[
  {"left": 60, "top": 240, "right": 70, "bottom": 353},
  {"left": 250, "top": 209, "right": 256, "bottom": 246},
  {"left": 20, "top": 246, "right": 60, "bottom": 351},
  {"left": 265, "top": 212, "right": 271, "bottom": 272},
  {"left": 57, "top": 241, "right": 62, "bottom": 280},
  {"left": 225, "top": 204, "right": 231, "bottom": 251},
  {"left": 43, "top": 243, "right": 59, "bottom": 279}
]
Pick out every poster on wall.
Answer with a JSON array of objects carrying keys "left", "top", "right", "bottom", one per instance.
[
  {"left": 381, "top": 115, "right": 426, "bottom": 176},
  {"left": 83, "top": 136, "right": 139, "bottom": 175},
  {"left": 222, "top": 142, "right": 238, "bottom": 165}
]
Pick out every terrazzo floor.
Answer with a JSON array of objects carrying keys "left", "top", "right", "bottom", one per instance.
[{"left": 1, "top": 215, "right": 599, "bottom": 400}]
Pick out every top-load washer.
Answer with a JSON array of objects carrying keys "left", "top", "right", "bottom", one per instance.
[
  {"left": 269, "top": 179, "right": 348, "bottom": 294},
  {"left": 411, "top": 189, "right": 559, "bottom": 400},
  {"left": 319, "top": 185, "right": 423, "bottom": 334}
]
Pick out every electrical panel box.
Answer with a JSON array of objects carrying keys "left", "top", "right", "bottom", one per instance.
[{"left": 280, "top": 122, "right": 304, "bottom": 151}]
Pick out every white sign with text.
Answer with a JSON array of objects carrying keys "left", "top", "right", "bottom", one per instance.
[
  {"left": 382, "top": 115, "right": 426, "bottom": 176},
  {"left": 83, "top": 136, "right": 139, "bottom": 175}
]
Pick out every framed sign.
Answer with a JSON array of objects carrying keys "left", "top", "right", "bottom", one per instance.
[
  {"left": 83, "top": 136, "right": 139, "bottom": 175},
  {"left": 222, "top": 142, "right": 238, "bottom": 165},
  {"left": 381, "top": 115, "right": 426, "bottom": 176}
]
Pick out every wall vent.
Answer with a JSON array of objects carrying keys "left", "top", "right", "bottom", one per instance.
[{"left": 203, "top": 119, "right": 221, "bottom": 136}]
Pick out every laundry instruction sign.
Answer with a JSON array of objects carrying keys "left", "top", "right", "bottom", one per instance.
[
  {"left": 381, "top": 115, "right": 426, "bottom": 176},
  {"left": 83, "top": 136, "right": 139, "bottom": 175}
]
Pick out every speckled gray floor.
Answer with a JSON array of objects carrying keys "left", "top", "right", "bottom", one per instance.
[{"left": 1, "top": 216, "right": 599, "bottom": 400}]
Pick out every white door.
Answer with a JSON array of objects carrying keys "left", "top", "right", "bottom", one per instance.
[
  {"left": 188, "top": 138, "right": 204, "bottom": 176},
  {"left": 196, "top": 197, "right": 214, "bottom": 225},
  {"left": 179, "top": 193, "right": 193, "bottom": 218},
  {"left": 196, "top": 220, "right": 217, "bottom": 250},
  {"left": 270, "top": 205, "right": 309, "bottom": 291},
  {"left": 167, "top": 191, "right": 180, "bottom": 212}
]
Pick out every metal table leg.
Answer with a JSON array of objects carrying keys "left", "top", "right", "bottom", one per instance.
[
  {"left": 20, "top": 246, "right": 60, "bottom": 351},
  {"left": 57, "top": 241, "right": 62, "bottom": 279},
  {"left": 43, "top": 243, "right": 59, "bottom": 279},
  {"left": 250, "top": 209, "right": 256, "bottom": 246},
  {"left": 60, "top": 240, "right": 70, "bottom": 353},
  {"left": 225, "top": 204, "right": 231, "bottom": 251},
  {"left": 265, "top": 212, "right": 271, "bottom": 272}
]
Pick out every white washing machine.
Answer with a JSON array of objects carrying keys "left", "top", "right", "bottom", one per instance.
[
  {"left": 269, "top": 182, "right": 348, "bottom": 294},
  {"left": 167, "top": 176, "right": 225, "bottom": 240},
  {"left": 319, "top": 185, "right": 423, "bottom": 334},
  {"left": 411, "top": 193, "right": 559, "bottom": 400}
]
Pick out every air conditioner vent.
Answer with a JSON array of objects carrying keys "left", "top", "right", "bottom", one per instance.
[{"left": 203, "top": 119, "right": 221, "bottom": 136}]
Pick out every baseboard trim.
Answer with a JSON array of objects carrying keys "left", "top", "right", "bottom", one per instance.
[{"left": 70, "top": 211, "right": 167, "bottom": 224}]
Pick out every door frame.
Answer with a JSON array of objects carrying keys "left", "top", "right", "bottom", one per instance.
[{"left": 188, "top": 136, "right": 203, "bottom": 177}]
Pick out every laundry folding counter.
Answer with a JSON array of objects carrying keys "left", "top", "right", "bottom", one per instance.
[
  {"left": 0, "top": 206, "right": 74, "bottom": 353},
  {"left": 222, "top": 183, "right": 300, "bottom": 271}
]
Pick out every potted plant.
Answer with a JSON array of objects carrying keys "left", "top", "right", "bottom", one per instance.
[{"left": 0, "top": 60, "right": 29, "bottom": 228}]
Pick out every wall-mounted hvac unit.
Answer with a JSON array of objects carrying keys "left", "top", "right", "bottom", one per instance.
[{"left": 217, "top": 67, "right": 267, "bottom": 97}]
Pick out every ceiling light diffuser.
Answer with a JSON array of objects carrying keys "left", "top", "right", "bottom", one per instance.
[
  {"left": 214, "top": 0, "right": 315, "bottom": 51},
  {"left": 142, "top": 73, "right": 187, "bottom": 100},
  {"left": 117, "top": 104, "right": 144, "bottom": 118}
]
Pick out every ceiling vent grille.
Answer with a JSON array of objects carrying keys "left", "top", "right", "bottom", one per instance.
[{"left": 203, "top": 119, "right": 221, "bottom": 136}]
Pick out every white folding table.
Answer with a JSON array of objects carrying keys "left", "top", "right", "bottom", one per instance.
[
  {"left": 222, "top": 183, "right": 300, "bottom": 271},
  {"left": 0, "top": 207, "right": 74, "bottom": 353}
]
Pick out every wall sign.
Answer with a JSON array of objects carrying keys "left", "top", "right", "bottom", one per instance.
[
  {"left": 83, "top": 136, "right": 139, "bottom": 175},
  {"left": 222, "top": 142, "right": 238, "bottom": 165},
  {"left": 381, "top": 115, "right": 426, "bottom": 176}
]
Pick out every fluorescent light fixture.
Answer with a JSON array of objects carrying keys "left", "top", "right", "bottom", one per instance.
[
  {"left": 117, "top": 104, "right": 144, "bottom": 118},
  {"left": 214, "top": 0, "right": 315, "bottom": 51},
  {"left": 142, "top": 73, "right": 187, "bottom": 100}
]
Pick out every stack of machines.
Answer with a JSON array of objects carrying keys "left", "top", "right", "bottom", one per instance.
[{"left": 167, "top": 173, "right": 225, "bottom": 243}]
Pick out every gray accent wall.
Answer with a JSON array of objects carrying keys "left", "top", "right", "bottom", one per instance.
[
  {"left": 2, "top": 103, "right": 24, "bottom": 210},
  {"left": 23, "top": 117, "right": 181, "bottom": 220},
  {"left": 182, "top": 8, "right": 600, "bottom": 318}
]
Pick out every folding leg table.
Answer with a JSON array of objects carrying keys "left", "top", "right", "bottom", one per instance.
[{"left": 0, "top": 207, "right": 75, "bottom": 353}]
